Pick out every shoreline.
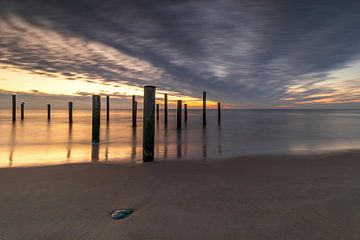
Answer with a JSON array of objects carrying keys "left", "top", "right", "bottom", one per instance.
[
  {"left": 1, "top": 150, "right": 360, "bottom": 239},
  {"left": 2, "top": 148, "right": 360, "bottom": 169}
]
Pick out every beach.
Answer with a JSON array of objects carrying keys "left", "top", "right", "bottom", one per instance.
[{"left": 0, "top": 151, "right": 359, "bottom": 239}]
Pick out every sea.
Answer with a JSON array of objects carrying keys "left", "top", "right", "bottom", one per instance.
[{"left": 0, "top": 109, "right": 359, "bottom": 167}]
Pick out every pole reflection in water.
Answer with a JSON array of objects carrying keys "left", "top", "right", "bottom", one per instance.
[
  {"left": 202, "top": 127, "right": 207, "bottom": 161},
  {"left": 163, "top": 124, "right": 168, "bottom": 159},
  {"left": 131, "top": 126, "right": 137, "bottom": 162},
  {"left": 9, "top": 122, "right": 16, "bottom": 167},
  {"left": 184, "top": 123, "right": 188, "bottom": 156},
  {"left": 217, "top": 125, "right": 222, "bottom": 157},
  {"left": 66, "top": 124, "right": 73, "bottom": 161},
  {"left": 91, "top": 142, "right": 100, "bottom": 162},
  {"left": 176, "top": 130, "right": 182, "bottom": 159},
  {"left": 105, "top": 123, "right": 110, "bottom": 161},
  {"left": 155, "top": 120, "right": 160, "bottom": 158}
]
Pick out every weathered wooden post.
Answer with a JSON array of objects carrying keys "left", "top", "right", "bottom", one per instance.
[
  {"left": 106, "top": 95, "right": 110, "bottom": 123},
  {"left": 203, "top": 91, "right": 206, "bottom": 127},
  {"left": 132, "top": 95, "right": 136, "bottom": 127},
  {"left": 68, "top": 102, "right": 73, "bottom": 124},
  {"left": 134, "top": 101, "right": 138, "bottom": 124},
  {"left": 21, "top": 102, "right": 25, "bottom": 120},
  {"left": 217, "top": 102, "right": 221, "bottom": 125},
  {"left": 156, "top": 103, "right": 159, "bottom": 121},
  {"left": 177, "top": 100, "right": 182, "bottom": 130},
  {"left": 164, "top": 94, "right": 168, "bottom": 127},
  {"left": 143, "top": 86, "right": 156, "bottom": 162},
  {"left": 92, "top": 95, "right": 101, "bottom": 143},
  {"left": 12, "top": 94, "right": 16, "bottom": 122},
  {"left": 47, "top": 104, "right": 51, "bottom": 121},
  {"left": 184, "top": 103, "right": 188, "bottom": 123}
]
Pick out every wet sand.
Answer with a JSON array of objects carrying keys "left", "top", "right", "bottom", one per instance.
[{"left": 1, "top": 151, "right": 360, "bottom": 239}]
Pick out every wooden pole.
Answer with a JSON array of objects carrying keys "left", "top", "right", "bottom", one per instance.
[
  {"left": 184, "top": 103, "right": 187, "bottom": 123},
  {"left": 143, "top": 86, "right": 156, "bottom": 162},
  {"left": 12, "top": 94, "right": 16, "bottom": 122},
  {"left": 106, "top": 95, "right": 110, "bottom": 123},
  {"left": 135, "top": 101, "right": 138, "bottom": 124},
  {"left": 164, "top": 94, "right": 168, "bottom": 127},
  {"left": 68, "top": 102, "right": 73, "bottom": 124},
  {"left": 21, "top": 102, "right": 25, "bottom": 120},
  {"left": 47, "top": 104, "right": 51, "bottom": 121},
  {"left": 217, "top": 102, "right": 221, "bottom": 125},
  {"left": 203, "top": 91, "right": 206, "bottom": 127},
  {"left": 92, "top": 95, "right": 101, "bottom": 143},
  {"left": 177, "top": 100, "right": 182, "bottom": 130},
  {"left": 156, "top": 103, "right": 159, "bottom": 121},
  {"left": 132, "top": 95, "right": 136, "bottom": 127}
]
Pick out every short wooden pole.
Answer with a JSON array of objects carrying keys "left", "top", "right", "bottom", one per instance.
[
  {"left": 92, "top": 95, "right": 101, "bottom": 143},
  {"left": 203, "top": 91, "right": 206, "bottom": 127},
  {"left": 156, "top": 103, "right": 159, "bottom": 121},
  {"left": 21, "top": 102, "right": 25, "bottom": 120},
  {"left": 143, "top": 86, "right": 156, "bottom": 162},
  {"left": 184, "top": 103, "right": 187, "bottom": 123},
  {"left": 47, "top": 104, "right": 51, "bottom": 121},
  {"left": 132, "top": 95, "right": 136, "bottom": 127},
  {"left": 106, "top": 95, "right": 110, "bottom": 123},
  {"left": 12, "top": 95, "right": 16, "bottom": 122},
  {"left": 68, "top": 102, "right": 73, "bottom": 124},
  {"left": 164, "top": 94, "right": 168, "bottom": 127},
  {"left": 217, "top": 102, "right": 221, "bottom": 125},
  {"left": 177, "top": 100, "right": 182, "bottom": 130}
]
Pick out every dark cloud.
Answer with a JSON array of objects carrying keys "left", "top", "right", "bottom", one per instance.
[{"left": 1, "top": 0, "right": 360, "bottom": 107}]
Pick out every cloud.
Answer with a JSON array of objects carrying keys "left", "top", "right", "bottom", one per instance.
[{"left": 0, "top": 0, "right": 360, "bottom": 108}]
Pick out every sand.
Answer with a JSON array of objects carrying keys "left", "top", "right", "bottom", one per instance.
[{"left": 1, "top": 151, "right": 360, "bottom": 239}]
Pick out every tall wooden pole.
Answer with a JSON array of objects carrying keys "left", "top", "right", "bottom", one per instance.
[
  {"left": 92, "top": 95, "right": 101, "bottom": 143},
  {"left": 177, "top": 100, "right": 182, "bottom": 130},
  {"left": 68, "top": 102, "right": 73, "bottom": 124},
  {"left": 135, "top": 101, "right": 138, "bottom": 124},
  {"left": 217, "top": 102, "right": 221, "bottom": 125},
  {"left": 12, "top": 94, "right": 16, "bottom": 122},
  {"left": 203, "top": 91, "right": 206, "bottom": 127},
  {"left": 184, "top": 103, "right": 187, "bottom": 123},
  {"left": 21, "top": 102, "right": 25, "bottom": 120},
  {"left": 106, "top": 95, "right": 110, "bottom": 123},
  {"left": 156, "top": 103, "right": 159, "bottom": 121},
  {"left": 164, "top": 94, "right": 168, "bottom": 127},
  {"left": 47, "top": 104, "right": 51, "bottom": 121},
  {"left": 132, "top": 95, "right": 136, "bottom": 127},
  {"left": 143, "top": 86, "right": 156, "bottom": 162}
]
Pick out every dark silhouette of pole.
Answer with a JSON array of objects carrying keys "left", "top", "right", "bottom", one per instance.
[
  {"left": 68, "top": 102, "right": 73, "bottom": 124},
  {"left": 132, "top": 95, "right": 136, "bottom": 127},
  {"left": 177, "top": 100, "right": 182, "bottom": 130},
  {"left": 106, "top": 95, "right": 110, "bottom": 123},
  {"left": 134, "top": 101, "right": 138, "bottom": 124},
  {"left": 92, "top": 95, "right": 101, "bottom": 143},
  {"left": 203, "top": 91, "right": 206, "bottom": 127},
  {"left": 164, "top": 94, "right": 168, "bottom": 127},
  {"left": 47, "top": 104, "right": 51, "bottom": 121},
  {"left": 143, "top": 86, "right": 156, "bottom": 162},
  {"left": 21, "top": 102, "right": 25, "bottom": 120},
  {"left": 156, "top": 103, "right": 159, "bottom": 121},
  {"left": 184, "top": 103, "right": 187, "bottom": 123},
  {"left": 12, "top": 95, "right": 16, "bottom": 122},
  {"left": 217, "top": 102, "right": 221, "bottom": 125}
]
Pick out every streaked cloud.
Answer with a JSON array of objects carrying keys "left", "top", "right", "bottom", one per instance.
[{"left": 0, "top": 0, "right": 360, "bottom": 108}]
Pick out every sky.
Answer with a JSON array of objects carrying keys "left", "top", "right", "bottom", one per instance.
[{"left": 0, "top": 0, "right": 360, "bottom": 109}]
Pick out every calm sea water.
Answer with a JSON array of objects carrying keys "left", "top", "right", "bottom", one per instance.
[{"left": 0, "top": 109, "right": 359, "bottom": 167}]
